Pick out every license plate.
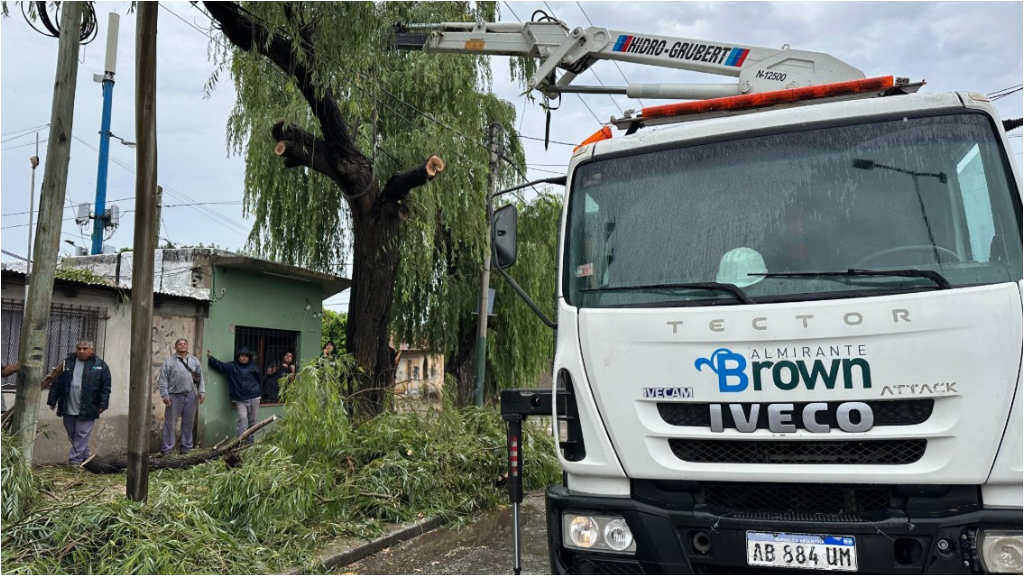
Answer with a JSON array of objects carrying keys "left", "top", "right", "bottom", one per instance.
[{"left": 746, "top": 531, "right": 857, "bottom": 572}]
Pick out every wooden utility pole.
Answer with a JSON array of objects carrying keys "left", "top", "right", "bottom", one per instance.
[
  {"left": 10, "top": 2, "right": 85, "bottom": 462},
  {"left": 473, "top": 122, "right": 501, "bottom": 406},
  {"left": 126, "top": 3, "right": 158, "bottom": 502},
  {"left": 154, "top": 186, "right": 163, "bottom": 246}
]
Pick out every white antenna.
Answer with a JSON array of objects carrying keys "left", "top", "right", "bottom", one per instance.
[
  {"left": 104, "top": 13, "right": 119, "bottom": 76},
  {"left": 106, "top": 205, "right": 120, "bottom": 230},
  {"left": 75, "top": 203, "right": 92, "bottom": 226}
]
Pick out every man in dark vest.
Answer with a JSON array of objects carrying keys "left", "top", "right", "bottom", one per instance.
[{"left": 47, "top": 339, "right": 112, "bottom": 465}]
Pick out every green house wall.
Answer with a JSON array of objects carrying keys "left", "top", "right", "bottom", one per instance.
[{"left": 200, "top": 265, "right": 325, "bottom": 445}]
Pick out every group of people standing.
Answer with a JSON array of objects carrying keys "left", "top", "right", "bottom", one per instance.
[{"left": 43, "top": 338, "right": 298, "bottom": 464}]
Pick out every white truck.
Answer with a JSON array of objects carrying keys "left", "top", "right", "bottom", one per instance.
[{"left": 398, "top": 16, "right": 1023, "bottom": 575}]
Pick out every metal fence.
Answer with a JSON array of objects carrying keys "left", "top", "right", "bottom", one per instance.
[
  {"left": 1, "top": 299, "right": 108, "bottom": 386},
  {"left": 234, "top": 326, "right": 299, "bottom": 404}
]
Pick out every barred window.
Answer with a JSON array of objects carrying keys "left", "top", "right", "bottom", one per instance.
[
  {"left": 233, "top": 326, "right": 299, "bottom": 405},
  {"left": 2, "top": 300, "right": 108, "bottom": 397}
]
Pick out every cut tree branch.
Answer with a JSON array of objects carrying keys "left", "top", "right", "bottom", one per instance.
[
  {"left": 81, "top": 415, "right": 277, "bottom": 474},
  {"left": 204, "top": 2, "right": 445, "bottom": 210}
]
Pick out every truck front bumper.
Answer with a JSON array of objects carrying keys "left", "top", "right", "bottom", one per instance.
[{"left": 546, "top": 484, "right": 1021, "bottom": 575}]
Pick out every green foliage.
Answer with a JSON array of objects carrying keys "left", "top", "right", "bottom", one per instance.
[
  {"left": 54, "top": 263, "right": 115, "bottom": 287},
  {"left": 1, "top": 431, "right": 37, "bottom": 523},
  {"left": 214, "top": 3, "right": 559, "bottom": 390},
  {"left": 489, "top": 191, "right": 564, "bottom": 390},
  {"left": 320, "top": 307, "right": 348, "bottom": 352},
  {"left": 0, "top": 358, "right": 561, "bottom": 574}
]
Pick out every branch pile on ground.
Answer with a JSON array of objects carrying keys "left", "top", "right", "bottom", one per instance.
[{"left": 0, "top": 359, "right": 560, "bottom": 574}]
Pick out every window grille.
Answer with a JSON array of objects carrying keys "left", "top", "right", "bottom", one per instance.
[
  {"left": 233, "top": 326, "right": 299, "bottom": 404},
  {"left": 2, "top": 299, "right": 108, "bottom": 387}
]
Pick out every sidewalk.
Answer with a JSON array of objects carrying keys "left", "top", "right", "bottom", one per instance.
[{"left": 286, "top": 517, "right": 445, "bottom": 574}]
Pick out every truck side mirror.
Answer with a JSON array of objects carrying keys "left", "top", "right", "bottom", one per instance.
[{"left": 492, "top": 204, "right": 518, "bottom": 270}]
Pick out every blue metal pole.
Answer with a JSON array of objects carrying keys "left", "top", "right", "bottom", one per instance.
[{"left": 91, "top": 76, "right": 115, "bottom": 254}]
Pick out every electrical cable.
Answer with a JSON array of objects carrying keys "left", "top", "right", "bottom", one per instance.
[
  {"left": 2, "top": 123, "right": 49, "bottom": 137},
  {"left": 575, "top": 1, "right": 645, "bottom": 108},
  {"left": 22, "top": 1, "right": 98, "bottom": 43},
  {"left": 71, "top": 135, "right": 251, "bottom": 237},
  {"left": 159, "top": 2, "right": 212, "bottom": 40},
  {"left": 542, "top": 2, "right": 622, "bottom": 115},
  {"left": 1, "top": 139, "right": 47, "bottom": 152}
]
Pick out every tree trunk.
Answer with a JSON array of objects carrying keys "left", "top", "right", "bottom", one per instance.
[
  {"left": 447, "top": 319, "right": 477, "bottom": 408},
  {"left": 345, "top": 207, "right": 401, "bottom": 417},
  {"left": 203, "top": 3, "right": 446, "bottom": 420}
]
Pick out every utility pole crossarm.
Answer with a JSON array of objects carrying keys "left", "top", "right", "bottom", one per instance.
[{"left": 395, "top": 21, "right": 867, "bottom": 102}]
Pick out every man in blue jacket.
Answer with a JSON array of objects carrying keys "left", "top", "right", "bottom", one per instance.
[
  {"left": 207, "top": 346, "right": 262, "bottom": 442},
  {"left": 47, "top": 339, "right": 112, "bottom": 465}
]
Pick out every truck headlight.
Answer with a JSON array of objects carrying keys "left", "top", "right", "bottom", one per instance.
[
  {"left": 568, "top": 516, "right": 599, "bottom": 548},
  {"left": 562, "top": 513, "right": 636, "bottom": 554},
  {"left": 979, "top": 530, "right": 1023, "bottom": 574}
]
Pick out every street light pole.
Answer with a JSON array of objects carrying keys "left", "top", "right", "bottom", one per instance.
[{"left": 91, "top": 12, "right": 120, "bottom": 255}]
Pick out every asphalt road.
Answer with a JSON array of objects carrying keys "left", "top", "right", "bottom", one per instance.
[{"left": 339, "top": 492, "right": 550, "bottom": 575}]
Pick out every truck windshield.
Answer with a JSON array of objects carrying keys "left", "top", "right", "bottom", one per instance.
[{"left": 565, "top": 113, "right": 1022, "bottom": 308}]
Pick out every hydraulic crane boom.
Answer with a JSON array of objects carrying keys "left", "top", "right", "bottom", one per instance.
[{"left": 394, "top": 19, "right": 869, "bottom": 102}]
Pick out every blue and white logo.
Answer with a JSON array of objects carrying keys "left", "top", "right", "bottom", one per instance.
[{"left": 695, "top": 348, "right": 749, "bottom": 392}]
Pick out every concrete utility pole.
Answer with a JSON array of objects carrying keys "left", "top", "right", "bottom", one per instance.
[
  {"left": 10, "top": 2, "right": 85, "bottom": 462},
  {"left": 474, "top": 122, "right": 501, "bottom": 406},
  {"left": 126, "top": 3, "right": 158, "bottom": 502}
]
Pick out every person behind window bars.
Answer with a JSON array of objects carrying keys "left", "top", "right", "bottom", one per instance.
[
  {"left": 207, "top": 346, "right": 262, "bottom": 443},
  {"left": 157, "top": 338, "right": 206, "bottom": 456},
  {"left": 47, "top": 340, "right": 111, "bottom": 465},
  {"left": 263, "top": 350, "right": 296, "bottom": 403}
]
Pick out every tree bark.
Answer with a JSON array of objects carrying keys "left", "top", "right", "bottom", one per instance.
[
  {"left": 203, "top": 3, "right": 445, "bottom": 418},
  {"left": 447, "top": 318, "right": 478, "bottom": 408},
  {"left": 82, "top": 415, "right": 276, "bottom": 474}
]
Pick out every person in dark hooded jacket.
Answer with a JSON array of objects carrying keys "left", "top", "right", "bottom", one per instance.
[{"left": 207, "top": 346, "right": 262, "bottom": 441}]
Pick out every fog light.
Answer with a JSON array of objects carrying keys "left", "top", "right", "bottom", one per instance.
[
  {"left": 979, "top": 530, "right": 1023, "bottom": 574},
  {"left": 568, "top": 516, "right": 599, "bottom": 548},
  {"left": 603, "top": 519, "right": 634, "bottom": 551}
]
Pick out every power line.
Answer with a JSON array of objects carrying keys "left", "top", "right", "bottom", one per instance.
[
  {"left": 2, "top": 123, "right": 49, "bottom": 137},
  {"left": 3, "top": 195, "right": 137, "bottom": 218},
  {"left": 1, "top": 128, "right": 47, "bottom": 144},
  {"left": 500, "top": 3, "right": 602, "bottom": 125},
  {"left": 1, "top": 139, "right": 47, "bottom": 152},
  {"left": 991, "top": 87, "right": 1022, "bottom": 101},
  {"left": 575, "top": 1, "right": 644, "bottom": 108},
  {"left": 517, "top": 134, "right": 576, "bottom": 147},
  {"left": 159, "top": 2, "right": 212, "bottom": 40},
  {"left": 71, "top": 135, "right": 251, "bottom": 237},
  {"left": 987, "top": 84, "right": 1023, "bottom": 98},
  {"left": 543, "top": 1, "right": 622, "bottom": 115}
]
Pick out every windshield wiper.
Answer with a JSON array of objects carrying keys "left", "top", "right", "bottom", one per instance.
[
  {"left": 581, "top": 282, "right": 756, "bottom": 304},
  {"left": 753, "top": 268, "right": 952, "bottom": 290}
]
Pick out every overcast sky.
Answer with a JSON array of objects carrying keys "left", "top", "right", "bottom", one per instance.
[{"left": 2, "top": 1, "right": 1021, "bottom": 312}]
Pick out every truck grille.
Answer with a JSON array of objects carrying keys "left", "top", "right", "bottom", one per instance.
[
  {"left": 703, "top": 484, "right": 892, "bottom": 515},
  {"left": 658, "top": 399, "right": 933, "bottom": 427},
  {"left": 669, "top": 439, "right": 926, "bottom": 465}
]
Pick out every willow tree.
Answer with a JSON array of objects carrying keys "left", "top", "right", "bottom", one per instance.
[{"left": 204, "top": 2, "right": 558, "bottom": 414}]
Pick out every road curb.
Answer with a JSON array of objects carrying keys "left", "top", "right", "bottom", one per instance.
[{"left": 286, "top": 517, "right": 445, "bottom": 574}]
